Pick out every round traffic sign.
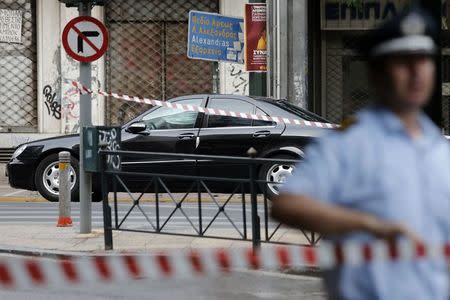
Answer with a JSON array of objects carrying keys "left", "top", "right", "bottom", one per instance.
[{"left": 62, "top": 16, "right": 109, "bottom": 63}]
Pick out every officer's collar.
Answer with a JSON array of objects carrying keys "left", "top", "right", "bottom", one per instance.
[{"left": 371, "top": 106, "right": 441, "bottom": 141}]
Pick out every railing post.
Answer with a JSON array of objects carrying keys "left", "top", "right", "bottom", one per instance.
[
  {"left": 263, "top": 191, "right": 269, "bottom": 241},
  {"left": 113, "top": 175, "right": 118, "bottom": 229},
  {"left": 247, "top": 147, "right": 261, "bottom": 250},
  {"left": 57, "top": 151, "right": 73, "bottom": 227},
  {"left": 155, "top": 177, "right": 160, "bottom": 232},
  {"left": 100, "top": 151, "right": 113, "bottom": 250},
  {"left": 241, "top": 182, "right": 247, "bottom": 240},
  {"left": 197, "top": 179, "right": 203, "bottom": 236}
]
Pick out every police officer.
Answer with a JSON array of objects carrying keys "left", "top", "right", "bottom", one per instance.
[{"left": 272, "top": 6, "right": 450, "bottom": 300}]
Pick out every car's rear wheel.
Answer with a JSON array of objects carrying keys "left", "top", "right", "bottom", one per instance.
[
  {"left": 259, "top": 154, "right": 297, "bottom": 200},
  {"left": 35, "top": 153, "right": 79, "bottom": 202}
]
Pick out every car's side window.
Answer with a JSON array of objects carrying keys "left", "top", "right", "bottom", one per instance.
[
  {"left": 142, "top": 98, "right": 202, "bottom": 130},
  {"left": 207, "top": 98, "right": 253, "bottom": 128},
  {"left": 253, "top": 108, "right": 276, "bottom": 127}
]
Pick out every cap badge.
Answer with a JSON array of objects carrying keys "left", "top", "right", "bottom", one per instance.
[{"left": 401, "top": 13, "right": 426, "bottom": 36}]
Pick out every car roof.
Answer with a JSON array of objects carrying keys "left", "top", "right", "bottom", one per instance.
[
  {"left": 163, "top": 94, "right": 330, "bottom": 123},
  {"left": 202, "top": 94, "right": 330, "bottom": 123}
]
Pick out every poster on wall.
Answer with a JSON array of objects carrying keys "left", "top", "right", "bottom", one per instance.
[
  {"left": 0, "top": 9, "right": 22, "bottom": 43},
  {"left": 187, "top": 10, "right": 244, "bottom": 63},
  {"left": 244, "top": 3, "right": 267, "bottom": 72}
]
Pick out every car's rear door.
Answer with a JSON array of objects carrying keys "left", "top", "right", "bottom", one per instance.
[
  {"left": 195, "top": 96, "right": 284, "bottom": 186},
  {"left": 121, "top": 96, "right": 206, "bottom": 190}
]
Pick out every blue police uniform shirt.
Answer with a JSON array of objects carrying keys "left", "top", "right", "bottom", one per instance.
[{"left": 282, "top": 106, "right": 450, "bottom": 300}]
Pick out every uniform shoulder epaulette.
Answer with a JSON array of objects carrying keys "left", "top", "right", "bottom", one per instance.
[{"left": 337, "top": 116, "right": 358, "bottom": 132}]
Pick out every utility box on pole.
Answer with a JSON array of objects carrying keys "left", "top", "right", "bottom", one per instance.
[{"left": 83, "top": 126, "right": 121, "bottom": 173}]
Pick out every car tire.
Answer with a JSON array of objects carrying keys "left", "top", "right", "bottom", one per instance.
[
  {"left": 258, "top": 154, "right": 298, "bottom": 201},
  {"left": 35, "top": 153, "right": 80, "bottom": 202}
]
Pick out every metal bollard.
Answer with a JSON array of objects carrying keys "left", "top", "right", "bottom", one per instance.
[{"left": 57, "top": 151, "right": 73, "bottom": 227}]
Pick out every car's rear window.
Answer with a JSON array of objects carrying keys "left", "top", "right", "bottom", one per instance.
[
  {"left": 254, "top": 98, "right": 329, "bottom": 123},
  {"left": 273, "top": 101, "right": 329, "bottom": 122}
]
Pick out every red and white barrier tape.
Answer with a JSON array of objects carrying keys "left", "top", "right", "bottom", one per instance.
[
  {"left": 1, "top": 240, "right": 449, "bottom": 289},
  {"left": 71, "top": 81, "right": 338, "bottom": 129}
]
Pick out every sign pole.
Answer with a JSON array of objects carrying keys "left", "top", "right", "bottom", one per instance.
[
  {"left": 62, "top": 1, "right": 108, "bottom": 234},
  {"left": 79, "top": 0, "right": 92, "bottom": 233}
]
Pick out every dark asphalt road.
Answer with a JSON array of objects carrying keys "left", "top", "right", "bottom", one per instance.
[{"left": 0, "top": 201, "right": 278, "bottom": 232}]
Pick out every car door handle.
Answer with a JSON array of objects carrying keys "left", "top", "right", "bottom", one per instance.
[
  {"left": 253, "top": 130, "right": 271, "bottom": 138},
  {"left": 178, "top": 133, "right": 195, "bottom": 140}
]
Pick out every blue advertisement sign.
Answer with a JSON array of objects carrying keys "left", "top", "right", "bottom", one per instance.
[{"left": 187, "top": 10, "right": 244, "bottom": 64}]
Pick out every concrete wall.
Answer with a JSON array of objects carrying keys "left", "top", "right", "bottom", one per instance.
[
  {"left": 291, "top": 0, "right": 308, "bottom": 108},
  {"left": 0, "top": 0, "right": 106, "bottom": 148},
  {"left": 58, "top": 3, "right": 105, "bottom": 134},
  {"left": 4, "top": 0, "right": 311, "bottom": 148},
  {"left": 267, "top": 0, "right": 308, "bottom": 107},
  {"left": 219, "top": 0, "right": 249, "bottom": 96}
]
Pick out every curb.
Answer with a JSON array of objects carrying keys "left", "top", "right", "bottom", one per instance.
[{"left": 0, "top": 245, "right": 91, "bottom": 259}]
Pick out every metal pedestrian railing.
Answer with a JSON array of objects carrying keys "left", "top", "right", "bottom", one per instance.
[{"left": 98, "top": 149, "right": 321, "bottom": 250}]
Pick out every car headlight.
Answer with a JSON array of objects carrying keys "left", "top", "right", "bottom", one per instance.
[{"left": 12, "top": 145, "right": 27, "bottom": 159}]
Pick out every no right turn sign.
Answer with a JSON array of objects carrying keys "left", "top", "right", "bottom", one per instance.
[{"left": 62, "top": 16, "right": 108, "bottom": 63}]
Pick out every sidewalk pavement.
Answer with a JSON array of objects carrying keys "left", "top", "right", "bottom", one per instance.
[
  {"left": 0, "top": 224, "right": 311, "bottom": 256},
  {"left": 0, "top": 164, "right": 312, "bottom": 256}
]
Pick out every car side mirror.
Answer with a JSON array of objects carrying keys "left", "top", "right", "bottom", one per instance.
[{"left": 126, "top": 121, "right": 147, "bottom": 134}]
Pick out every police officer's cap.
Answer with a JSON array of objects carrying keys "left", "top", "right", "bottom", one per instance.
[{"left": 361, "top": 6, "right": 438, "bottom": 58}]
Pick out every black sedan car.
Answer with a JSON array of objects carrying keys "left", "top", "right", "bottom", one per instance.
[{"left": 7, "top": 94, "right": 330, "bottom": 202}]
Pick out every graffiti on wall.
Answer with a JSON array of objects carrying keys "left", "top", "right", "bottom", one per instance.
[
  {"left": 61, "top": 76, "right": 101, "bottom": 134},
  {"left": 62, "top": 85, "right": 80, "bottom": 134},
  {"left": 228, "top": 64, "right": 249, "bottom": 95},
  {"left": 61, "top": 49, "right": 103, "bottom": 134},
  {"left": 293, "top": 74, "right": 307, "bottom": 108},
  {"left": 42, "top": 80, "right": 81, "bottom": 133},
  {"left": 43, "top": 85, "right": 61, "bottom": 120}
]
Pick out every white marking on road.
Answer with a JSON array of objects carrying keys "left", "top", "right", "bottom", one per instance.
[{"left": 2, "top": 190, "right": 26, "bottom": 197}]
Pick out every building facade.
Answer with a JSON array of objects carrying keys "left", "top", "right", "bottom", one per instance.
[
  {"left": 266, "top": 0, "right": 309, "bottom": 108},
  {"left": 0, "top": 0, "right": 247, "bottom": 150},
  {"left": 315, "top": 0, "right": 450, "bottom": 131},
  {"left": 0, "top": 0, "right": 448, "bottom": 154}
]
